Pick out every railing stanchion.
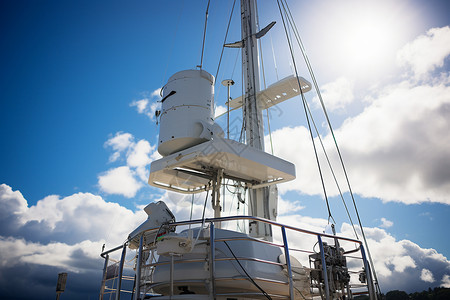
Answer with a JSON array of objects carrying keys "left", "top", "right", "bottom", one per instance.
[
  {"left": 318, "top": 235, "right": 330, "bottom": 300},
  {"left": 210, "top": 222, "right": 216, "bottom": 299},
  {"left": 99, "top": 254, "right": 109, "bottom": 300},
  {"left": 281, "top": 226, "right": 294, "bottom": 300},
  {"left": 170, "top": 254, "right": 174, "bottom": 296},
  {"left": 134, "top": 234, "right": 144, "bottom": 300},
  {"left": 115, "top": 244, "right": 127, "bottom": 300},
  {"left": 360, "top": 244, "right": 376, "bottom": 300}
]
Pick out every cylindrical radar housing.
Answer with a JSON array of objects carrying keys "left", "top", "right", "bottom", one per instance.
[{"left": 158, "top": 69, "right": 221, "bottom": 156}]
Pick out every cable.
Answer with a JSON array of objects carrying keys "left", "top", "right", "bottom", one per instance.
[
  {"left": 266, "top": 108, "right": 274, "bottom": 155},
  {"left": 201, "top": 182, "right": 211, "bottom": 222},
  {"left": 199, "top": 0, "right": 211, "bottom": 69},
  {"left": 223, "top": 241, "right": 272, "bottom": 300},
  {"left": 188, "top": 183, "right": 212, "bottom": 252},
  {"left": 215, "top": 0, "right": 237, "bottom": 80},
  {"left": 276, "top": 0, "right": 335, "bottom": 225},
  {"left": 281, "top": 0, "right": 380, "bottom": 294},
  {"left": 189, "top": 193, "right": 194, "bottom": 222},
  {"left": 269, "top": 32, "right": 279, "bottom": 81},
  {"left": 278, "top": 0, "right": 358, "bottom": 236}
]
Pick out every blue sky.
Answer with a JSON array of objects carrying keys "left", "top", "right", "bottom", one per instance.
[{"left": 1, "top": 0, "right": 450, "bottom": 299}]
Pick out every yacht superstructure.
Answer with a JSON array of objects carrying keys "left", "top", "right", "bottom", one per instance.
[{"left": 99, "top": 1, "right": 381, "bottom": 299}]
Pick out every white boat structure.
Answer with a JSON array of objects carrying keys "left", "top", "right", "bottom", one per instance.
[{"left": 99, "top": 1, "right": 381, "bottom": 299}]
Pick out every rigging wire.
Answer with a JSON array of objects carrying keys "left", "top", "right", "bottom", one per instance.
[
  {"left": 198, "top": 0, "right": 211, "bottom": 69},
  {"left": 255, "top": 0, "right": 275, "bottom": 155},
  {"left": 266, "top": 109, "right": 275, "bottom": 154},
  {"left": 189, "top": 193, "right": 195, "bottom": 221},
  {"left": 201, "top": 182, "right": 212, "bottom": 222},
  {"left": 231, "top": 48, "right": 241, "bottom": 79},
  {"left": 269, "top": 33, "right": 280, "bottom": 81},
  {"left": 254, "top": 0, "right": 266, "bottom": 90},
  {"left": 240, "top": 66, "right": 246, "bottom": 143},
  {"left": 279, "top": 2, "right": 359, "bottom": 240},
  {"left": 280, "top": 0, "right": 381, "bottom": 294},
  {"left": 215, "top": 0, "right": 237, "bottom": 81},
  {"left": 275, "top": 0, "right": 335, "bottom": 225}
]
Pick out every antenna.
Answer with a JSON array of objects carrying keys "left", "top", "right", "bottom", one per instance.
[{"left": 221, "top": 79, "right": 235, "bottom": 139}]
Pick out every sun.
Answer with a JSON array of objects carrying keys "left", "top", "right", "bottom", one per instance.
[
  {"left": 339, "top": 11, "right": 397, "bottom": 66},
  {"left": 307, "top": 0, "right": 409, "bottom": 77}
]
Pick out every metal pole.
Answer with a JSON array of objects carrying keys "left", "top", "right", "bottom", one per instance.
[
  {"left": 209, "top": 222, "right": 216, "bottom": 299},
  {"left": 170, "top": 254, "right": 174, "bottom": 297},
  {"left": 281, "top": 226, "right": 294, "bottom": 300},
  {"left": 134, "top": 234, "right": 144, "bottom": 300},
  {"left": 221, "top": 79, "right": 234, "bottom": 139},
  {"left": 317, "top": 235, "right": 330, "bottom": 300},
  {"left": 227, "top": 86, "right": 230, "bottom": 139},
  {"left": 241, "top": 0, "right": 273, "bottom": 241},
  {"left": 99, "top": 254, "right": 110, "bottom": 300},
  {"left": 360, "top": 245, "right": 376, "bottom": 300},
  {"left": 115, "top": 245, "right": 127, "bottom": 300}
]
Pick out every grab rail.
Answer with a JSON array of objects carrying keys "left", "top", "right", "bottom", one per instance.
[{"left": 99, "top": 215, "right": 374, "bottom": 300}]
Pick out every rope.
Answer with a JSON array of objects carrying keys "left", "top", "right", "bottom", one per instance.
[
  {"left": 198, "top": 0, "right": 211, "bottom": 69},
  {"left": 269, "top": 32, "right": 279, "bottom": 81},
  {"left": 254, "top": 0, "right": 274, "bottom": 155},
  {"left": 276, "top": 2, "right": 357, "bottom": 238},
  {"left": 266, "top": 109, "right": 274, "bottom": 154},
  {"left": 189, "top": 194, "right": 194, "bottom": 221},
  {"left": 281, "top": 0, "right": 381, "bottom": 294},
  {"left": 215, "top": 0, "right": 237, "bottom": 80},
  {"left": 276, "top": 0, "right": 335, "bottom": 225}
]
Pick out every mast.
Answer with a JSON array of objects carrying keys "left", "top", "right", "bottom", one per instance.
[{"left": 241, "top": 0, "right": 277, "bottom": 241}]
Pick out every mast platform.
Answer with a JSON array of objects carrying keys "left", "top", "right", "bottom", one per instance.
[{"left": 148, "top": 137, "right": 296, "bottom": 193}]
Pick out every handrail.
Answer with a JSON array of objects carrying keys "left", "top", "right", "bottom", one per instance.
[
  {"left": 100, "top": 215, "right": 369, "bottom": 300},
  {"left": 101, "top": 215, "right": 361, "bottom": 256},
  {"left": 101, "top": 243, "right": 125, "bottom": 258}
]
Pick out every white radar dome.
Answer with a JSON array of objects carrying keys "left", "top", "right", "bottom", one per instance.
[{"left": 158, "top": 69, "right": 223, "bottom": 156}]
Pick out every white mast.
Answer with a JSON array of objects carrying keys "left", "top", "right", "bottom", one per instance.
[{"left": 241, "top": 0, "right": 277, "bottom": 241}]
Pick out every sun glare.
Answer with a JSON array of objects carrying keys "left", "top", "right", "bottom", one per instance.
[
  {"left": 340, "top": 12, "right": 396, "bottom": 66},
  {"left": 307, "top": 0, "right": 410, "bottom": 77}
]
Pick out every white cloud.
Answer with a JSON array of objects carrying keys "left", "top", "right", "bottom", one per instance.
[
  {"left": 2, "top": 183, "right": 450, "bottom": 295},
  {"left": 104, "top": 132, "right": 134, "bottom": 162},
  {"left": 268, "top": 72, "right": 450, "bottom": 205},
  {"left": 101, "top": 133, "right": 160, "bottom": 195},
  {"left": 0, "top": 184, "right": 147, "bottom": 269},
  {"left": 0, "top": 237, "right": 102, "bottom": 272},
  {"left": 380, "top": 217, "right": 393, "bottom": 228},
  {"left": 214, "top": 105, "right": 227, "bottom": 118},
  {"left": 339, "top": 223, "right": 450, "bottom": 292},
  {"left": 151, "top": 88, "right": 162, "bottom": 98},
  {"left": 127, "top": 139, "right": 153, "bottom": 168},
  {"left": 442, "top": 274, "right": 450, "bottom": 288},
  {"left": 421, "top": 268, "right": 435, "bottom": 283},
  {"left": 313, "top": 77, "right": 355, "bottom": 111},
  {"left": 278, "top": 197, "right": 305, "bottom": 216},
  {"left": 130, "top": 99, "right": 149, "bottom": 114},
  {"left": 98, "top": 166, "right": 142, "bottom": 198},
  {"left": 266, "top": 126, "right": 324, "bottom": 195},
  {"left": 336, "top": 79, "right": 450, "bottom": 204},
  {"left": 105, "top": 131, "right": 134, "bottom": 152},
  {"left": 397, "top": 26, "right": 450, "bottom": 77},
  {"left": 130, "top": 88, "right": 162, "bottom": 121},
  {"left": 266, "top": 26, "right": 450, "bottom": 205},
  {"left": 0, "top": 184, "right": 27, "bottom": 218}
]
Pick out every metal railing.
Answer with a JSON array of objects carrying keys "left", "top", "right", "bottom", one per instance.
[{"left": 99, "top": 215, "right": 376, "bottom": 300}]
